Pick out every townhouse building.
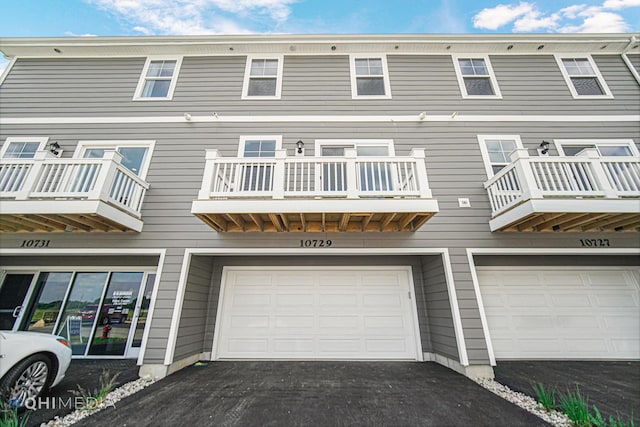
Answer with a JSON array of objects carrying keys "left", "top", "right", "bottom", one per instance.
[{"left": 0, "top": 34, "right": 638, "bottom": 379}]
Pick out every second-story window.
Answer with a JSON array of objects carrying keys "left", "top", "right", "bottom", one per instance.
[
  {"left": 350, "top": 56, "right": 391, "bottom": 99},
  {"left": 134, "top": 57, "right": 182, "bottom": 100},
  {"left": 453, "top": 55, "right": 502, "bottom": 98},
  {"left": 242, "top": 56, "right": 283, "bottom": 99},
  {"left": 1, "top": 137, "right": 49, "bottom": 159},
  {"left": 477, "top": 135, "right": 523, "bottom": 177},
  {"left": 556, "top": 56, "right": 613, "bottom": 98}
]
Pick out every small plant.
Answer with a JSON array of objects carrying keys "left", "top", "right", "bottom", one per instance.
[
  {"left": 607, "top": 413, "right": 636, "bottom": 427},
  {"left": 0, "top": 397, "right": 29, "bottom": 427},
  {"left": 560, "top": 387, "right": 592, "bottom": 427},
  {"left": 533, "top": 383, "right": 557, "bottom": 412},
  {"left": 590, "top": 405, "right": 606, "bottom": 427},
  {"left": 71, "top": 369, "right": 119, "bottom": 411}
]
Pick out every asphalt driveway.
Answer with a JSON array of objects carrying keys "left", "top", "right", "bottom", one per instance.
[
  {"left": 78, "top": 361, "right": 547, "bottom": 427},
  {"left": 495, "top": 361, "right": 640, "bottom": 425}
]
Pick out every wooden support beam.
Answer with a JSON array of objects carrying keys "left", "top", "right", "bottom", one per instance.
[
  {"left": 535, "top": 213, "right": 588, "bottom": 232},
  {"left": 268, "top": 214, "right": 284, "bottom": 232},
  {"left": 8, "top": 216, "right": 45, "bottom": 232},
  {"left": 321, "top": 213, "right": 326, "bottom": 232},
  {"left": 203, "top": 214, "right": 227, "bottom": 232},
  {"left": 299, "top": 213, "right": 306, "bottom": 232},
  {"left": 598, "top": 215, "right": 640, "bottom": 231},
  {"left": 0, "top": 218, "right": 21, "bottom": 232},
  {"left": 361, "top": 213, "right": 374, "bottom": 231},
  {"left": 48, "top": 215, "right": 94, "bottom": 232},
  {"left": 339, "top": 213, "right": 350, "bottom": 232},
  {"left": 224, "top": 214, "right": 245, "bottom": 231},
  {"left": 18, "top": 215, "right": 64, "bottom": 231},
  {"left": 381, "top": 213, "right": 397, "bottom": 229},
  {"left": 399, "top": 213, "right": 419, "bottom": 231},
  {"left": 279, "top": 214, "right": 290, "bottom": 231},
  {"left": 516, "top": 213, "right": 564, "bottom": 231},
  {"left": 411, "top": 213, "right": 433, "bottom": 230},
  {"left": 248, "top": 214, "right": 264, "bottom": 231},
  {"left": 580, "top": 213, "right": 629, "bottom": 231},
  {"left": 554, "top": 213, "right": 606, "bottom": 231}
]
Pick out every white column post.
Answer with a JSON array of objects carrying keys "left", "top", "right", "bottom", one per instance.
[
  {"left": 89, "top": 150, "right": 122, "bottom": 201},
  {"left": 198, "top": 149, "right": 220, "bottom": 199},
  {"left": 14, "top": 151, "right": 49, "bottom": 200},
  {"left": 344, "top": 147, "right": 358, "bottom": 198},
  {"left": 409, "top": 148, "right": 433, "bottom": 198},
  {"left": 510, "top": 148, "right": 542, "bottom": 199},
  {"left": 272, "top": 149, "right": 287, "bottom": 199},
  {"left": 578, "top": 148, "right": 617, "bottom": 198}
]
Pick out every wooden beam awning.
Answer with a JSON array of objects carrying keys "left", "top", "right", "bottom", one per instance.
[
  {"left": 191, "top": 199, "right": 439, "bottom": 233},
  {"left": 495, "top": 212, "right": 640, "bottom": 232},
  {"left": 0, "top": 213, "right": 137, "bottom": 232}
]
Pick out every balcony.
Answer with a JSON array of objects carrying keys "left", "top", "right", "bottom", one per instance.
[
  {"left": 0, "top": 151, "right": 149, "bottom": 232},
  {"left": 485, "top": 148, "right": 640, "bottom": 232},
  {"left": 192, "top": 148, "right": 439, "bottom": 232}
]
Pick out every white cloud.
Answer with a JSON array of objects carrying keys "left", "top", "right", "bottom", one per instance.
[
  {"left": 472, "top": 0, "right": 636, "bottom": 33},
  {"left": 64, "top": 32, "right": 99, "bottom": 37},
  {"left": 86, "top": 0, "right": 299, "bottom": 35},
  {"left": 473, "top": 2, "right": 534, "bottom": 30},
  {"left": 602, "top": 0, "right": 640, "bottom": 9}
]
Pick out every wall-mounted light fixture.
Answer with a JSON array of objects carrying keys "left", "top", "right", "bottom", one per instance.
[
  {"left": 539, "top": 140, "right": 550, "bottom": 155},
  {"left": 48, "top": 142, "right": 62, "bottom": 156},
  {"left": 296, "top": 140, "right": 305, "bottom": 155}
]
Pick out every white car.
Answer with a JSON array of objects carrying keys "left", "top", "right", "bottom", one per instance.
[{"left": 0, "top": 331, "right": 72, "bottom": 408}]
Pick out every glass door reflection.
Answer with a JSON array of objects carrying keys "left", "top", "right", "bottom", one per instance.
[{"left": 88, "top": 272, "right": 144, "bottom": 356}]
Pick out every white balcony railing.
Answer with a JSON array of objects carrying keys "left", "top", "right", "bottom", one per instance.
[
  {"left": 0, "top": 151, "right": 149, "bottom": 218},
  {"left": 197, "top": 148, "right": 433, "bottom": 200},
  {"left": 485, "top": 148, "right": 640, "bottom": 216}
]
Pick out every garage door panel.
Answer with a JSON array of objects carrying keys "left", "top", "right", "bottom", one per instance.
[
  {"left": 215, "top": 267, "right": 420, "bottom": 360},
  {"left": 479, "top": 268, "right": 640, "bottom": 359}
]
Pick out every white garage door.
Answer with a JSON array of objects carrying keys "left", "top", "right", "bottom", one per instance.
[
  {"left": 478, "top": 268, "right": 640, "bottom": 359},
  {"left": 213, "top": 267, "right": 421, "bottom": 360}
]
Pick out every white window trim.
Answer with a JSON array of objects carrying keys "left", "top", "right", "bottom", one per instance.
[
  {"left": 73, "top": 140, "right": 156, "bottom": 179},
  {"left": 133, "top": 56, "right": 183, "bottom": 101},
  {"left": 237, "top": 135, "right": 283, "bottom": 157},
  {"left": 621, "top": 54, "right": 640, "bottom": 85},
  {"left": 554, "top": 139, "right": 639, "bottom": 157},
  {"left": 452, "top": 55, "right": 502, "bottom": 99},
  {"left": 349, "top": 55, "right": 392, "bottom": 100},
  {"left": 314, "top": 139, "right": 396, "bottom": 156},
  {"left": 554, "top": 55, "right": 613, "bottom": 99},
  {"left": 0, "top": 136, "right": 49, "bottom": 158},
  {"left": 477, "top": 135, "right": 524, "bottom": 178},
  {"left": 241, "top": 55, "right": 284, "bottom": 100}
]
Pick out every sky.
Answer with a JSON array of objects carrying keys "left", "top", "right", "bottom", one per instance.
[{"left": 1, "top": 0, "right": 639, "bottom": 72}]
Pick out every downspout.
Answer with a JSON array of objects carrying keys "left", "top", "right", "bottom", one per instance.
[{"left": 621, "top": 35, "right": 640, "bottom": 85}]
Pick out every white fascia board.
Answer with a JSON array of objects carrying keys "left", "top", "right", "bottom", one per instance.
[
  {"left": 1, "top": 34, "right": 638, "bottom": 58},
  {"left": 3, "top": 114, "right": 639, "bottom": 125},
  {"left": 191, "top": 198, "right": 439, "bottom": 215},
  {"left": 489, "top": 198, "right": 640, "bottom": 231},
  {"left": 0, "top": 200, "right": 144, "bottom": 231}
]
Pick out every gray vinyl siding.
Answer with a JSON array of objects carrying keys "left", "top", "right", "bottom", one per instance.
[
  {"left": 474, "top": 255, "right": 640, "bottom": 267},
  {"left": 421, "top": 255, "right": 458, "bottom": 362},
  {"left": 1, "top": 120, "right": 639, "bottom": 364},
  {"left": 1, "top": 54, "right": 639, "bottom": 117},
  {"left": 173, "top": 255, "right": 213, "bottom": 361}
]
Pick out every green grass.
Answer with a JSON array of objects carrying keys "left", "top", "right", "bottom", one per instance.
[
  {"left": 532, "top": 383, "right": 557, "bottom": 412},
  {"left": 71, "top": 370, "right": 120, "bottom": 411},
  {"left": 0, "top": 398, "right": 29, "bottom": 427},
  {"left": 560, "top": 387, "right": 593, "bottom": 427}
]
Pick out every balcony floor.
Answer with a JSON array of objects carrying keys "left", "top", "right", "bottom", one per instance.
[
  {"left": 0, "top": 200, "right": 143, "bottom": 232},
  {"left": 192, "top": 198, "right": 439, "bottom": 232}
]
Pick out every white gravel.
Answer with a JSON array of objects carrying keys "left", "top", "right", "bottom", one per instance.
[
  {"left": 42, "top": 376, "right": 156, "bottom": 427},
  {"left": 474, "top": 377, "right": 572, "bottom": 427}
]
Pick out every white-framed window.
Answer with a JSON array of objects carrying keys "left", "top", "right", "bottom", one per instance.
[
  {"left": 237, "top": 135, "right": 283, "bottom": 157},
  {"left": 74, "top": 141, "right": 155, "bottom": 178},
  {"left": 349, "top": 55, "right": 392, "bottom": 99},
  {"left": 133, "top": 57, "right": 183, "bottom": 100},
  {"left": 555, "top": 139, "right": 639, "bottom": 157},
  {"left": 0, "top": 137, "right": 49, "bottom": 159},
  {"left": 555, "top": 55, "right": 613, "bottom": 99},
  {"left": 241, "top": 56, "right": 284, "bottom": 99},
  {"left": 622, "top": 54, "right": 640, "bottom": 85},
  {"left": 477, "top": 135, "right": 524, "bottom": 178},
  {"left": 453, "top": 55, "right": 502, "bottom": 98}
]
